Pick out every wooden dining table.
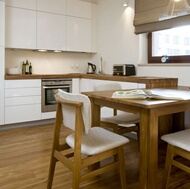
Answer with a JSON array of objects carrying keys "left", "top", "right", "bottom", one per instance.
[{"left": 83, "top": 88, "right": 190, "bottom": 189}]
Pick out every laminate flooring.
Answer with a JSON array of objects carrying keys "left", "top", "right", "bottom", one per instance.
[{"left": 0, "top": 124, "right": 189, "bottom": 189}]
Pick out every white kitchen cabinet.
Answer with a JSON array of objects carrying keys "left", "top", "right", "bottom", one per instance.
[
  {"left": 80, "top": 79, "right": 140, "bottom": 92},
  {"left": 37, "top": 0, "right": 66, "bottom": 15},
  {"left": 37, "top": 12, "right": 66, "bottom": 51},
  {"left": 72, "top": 78, "right": 80, "bottom": 93},
  {"left": 5, "top": 0, "right": 36, "bottom": 10},
  {"left": 5, "top": 7, "right": 36, "bottom": 49},
  {"left": 4, "top": 80, "right": 41, "bottom": 124},
  {"left": 67, "top": 0, "right": 91, "bottom": 19},
  {"left": 67, "top": 16, "right": 91, "bottom": 52},
  {"left": 0, "top": 1, "right": 5, "bottom": 125},
  {"left": 0, "top": 47, "right": 5, "bottom": 125},
  {"left": 79, "top": 79, "right": 141, "bottom": 118},
  {"left": 0, "top": 1, "right": 5, "bottom": 47},
  {"left": 91, "top": 3, "right": 98, "bottom": 53},
  {"left": 5, "top": 0, "right": 97, "bottom": 53}
]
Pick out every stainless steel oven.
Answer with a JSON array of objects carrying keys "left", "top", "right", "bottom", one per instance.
[{"left": 41, "top": 79, "right": 72, "bottom": 112}]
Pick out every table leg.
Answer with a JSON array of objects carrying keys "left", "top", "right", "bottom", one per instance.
[
  {"left": 147, "top": 109, "right": 159, "bottom": 189},
  {"left": 139, "top": 109, "right": 149, "bottom": 189},
  {"left": 139, "top": 109, "right": 158, "bottom": 189}
]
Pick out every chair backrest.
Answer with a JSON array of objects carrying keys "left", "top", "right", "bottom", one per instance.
[
  {"left": 57, "top": 89, "right": 91, "bottom": 134},
  {"left": 93, "top": 82, "right": 122, "bottom": 91}
]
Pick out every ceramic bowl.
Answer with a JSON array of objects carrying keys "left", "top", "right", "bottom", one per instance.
[{"left": 7, "top": 67, "right": 20, "bottom": 75}]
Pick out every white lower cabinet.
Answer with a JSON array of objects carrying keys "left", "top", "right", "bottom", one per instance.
[
  {"left": 4, "top": 80, "right": 41, "bottom": 124},
  {"left": 79, "top": 79, "right": 140, "bottom": 93},
  {"left": 79, "top": 79, "right": 140, "bottom": 118}
]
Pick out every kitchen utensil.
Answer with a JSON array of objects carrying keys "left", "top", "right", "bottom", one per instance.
[{"left": 87, "top": 62, "right": 96, "bottom": 74}]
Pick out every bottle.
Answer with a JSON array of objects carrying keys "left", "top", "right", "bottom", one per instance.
[
  {"left": 22, "top": 61, "right": 26, "bottom": 74},
  {"left": 25, "top": 59, "right": 29, "bottom": 74},
  {"left": 29, "top": 63, "right": 32, "bottom": 74}
]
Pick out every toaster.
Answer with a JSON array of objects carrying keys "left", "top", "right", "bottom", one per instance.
[{"left": 113, "top": 64, "right": 136, "bottom": 76}]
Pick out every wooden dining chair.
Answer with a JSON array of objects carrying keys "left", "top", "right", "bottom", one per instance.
[
  {"left": 47, "top": 89, "right": 129, "bottom": 189},
  {"left": 93, "top": 83, "right": 140, "bottom": 137},
  {"left": 161, "top": 129, "right": 190, "bottom": 189}
]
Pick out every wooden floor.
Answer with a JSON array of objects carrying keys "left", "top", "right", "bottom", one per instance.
[{"left": 0, "top": 124, "right": 190, "bottom": 189}]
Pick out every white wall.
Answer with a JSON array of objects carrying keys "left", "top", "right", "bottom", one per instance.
[{"left": 96, "top": 0, "right": 139, "bottom": 74}]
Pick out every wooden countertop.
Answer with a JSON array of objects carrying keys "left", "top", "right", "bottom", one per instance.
[{"left": 4, "top": 73, "right": 178, "bottom": 88}]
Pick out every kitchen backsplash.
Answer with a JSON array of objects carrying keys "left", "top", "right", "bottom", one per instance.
[{"left": 5, "top": 49, "right": 98, "bottom": 74}]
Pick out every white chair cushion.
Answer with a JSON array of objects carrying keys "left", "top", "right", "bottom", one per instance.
[
  {"left": 161, "top": 129, "right": 190, "bottom": 152},
  {"left": 66, "top": 127, "right": 129, "bottom": 155},
  {"left": 101, "top": 113, "right": 140, "bottom": 125}
]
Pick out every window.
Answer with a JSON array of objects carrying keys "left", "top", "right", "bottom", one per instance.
[{"left": 148, "top": 25, "right": 190, "bottom": 63}]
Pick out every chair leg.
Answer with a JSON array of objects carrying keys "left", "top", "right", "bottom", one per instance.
[
  {"left": 117, "top": 146, "right": 127, "bottom": 189},
  {"left": 47, "top": 155, "right": 57, "bottom": 189},
  {"left": 162, "top": 144, "right": 174, "bottom": 189},
  {"left": 72, "top": 154, "right": 82, "bottom": 189},
  {"left": 72, "top": 167, "right": 81, "bottom": 189}
]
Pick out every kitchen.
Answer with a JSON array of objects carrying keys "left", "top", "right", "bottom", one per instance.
[{"left": 0, "top": 0, "right": 190, "bottom": 188}]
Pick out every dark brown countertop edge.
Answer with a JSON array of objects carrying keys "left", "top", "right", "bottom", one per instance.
[{"left": 4, "top": 73, "right": 178, "bottom": 84}]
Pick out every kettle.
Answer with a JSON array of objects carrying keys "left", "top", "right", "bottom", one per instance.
[{"left": 87, "top": 62, "right": 96, "bottom": 74}]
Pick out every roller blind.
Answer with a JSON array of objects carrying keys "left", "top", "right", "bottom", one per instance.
[{"left": 134, "top": 0, "right": 190, "bottom": 34}]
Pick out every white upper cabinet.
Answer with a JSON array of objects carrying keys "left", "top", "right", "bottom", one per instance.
[
  {"left": 67, "top": 16, "right": 91, "bottom": 52},
  {"left": 37, "top": 0, "right": 66, "bottom": 15},
  {"left": 67, "top": 0, "right": 91, "bottom": 19},
  {"left": 91, "top": 4, "right": 97, "bottom": 53},
  {"left": 37, "top": 12, "right": 66, "bottom": 51},
  {"left": 0, "top": 1, "right": 5, "bottom": 46},
  {"left": 5, "top": 0, "right": 36, "bottom": 10},
  {"left": 4, "top": 0, "right": 97, "bottom": 52},
  {"left": 5, "top": 7, "right": 36, "bottom": 49}
]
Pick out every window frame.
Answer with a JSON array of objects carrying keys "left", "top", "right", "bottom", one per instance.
[{"left": 148, "top": 33, "right": 190, "bottom": 63}]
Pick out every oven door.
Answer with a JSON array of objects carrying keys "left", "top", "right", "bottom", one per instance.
[{"left": 42, "top": 85, "right": 71, "bottom": 112}]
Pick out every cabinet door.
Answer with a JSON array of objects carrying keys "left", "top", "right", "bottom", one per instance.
[
  {"left": 5, "top": 104, "right": 41, "bottom": 124},
  {"left": 5, "top": 0, "right": 36, "bottom": 10},
  {"left": 37, "top": 0, "right": 66, "bottom": 15},
  {"left": 67, "top": 16, "right": 91, "bottom": 52},
  {"left": 5, "top": 7, "right": 36, "bottom": 49},
  {"left": 0, "top": 1, "right": 5, "bottom": 46},
  {"left": 67, "top": 0, "right": 91, "bottom": 19},
  {"left": 4, "top": 79, "right": 41, "bottom": 124},
  {"left": 5, "top": 79, "right": 41, "bottom": 88},
  {"left": 91, "top": 4, "right": 97, "bottom": 53},
  {"left": 37, "top": 12, "right": 66, "bottom": 51},
  {"left": 72, "top": 78, "right": 80, "bottom": 93}
]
